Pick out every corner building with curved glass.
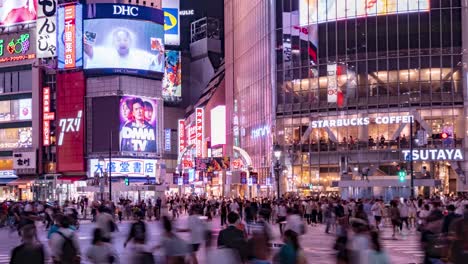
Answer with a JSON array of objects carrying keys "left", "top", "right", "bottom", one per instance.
[{"left": 274, "top": 0, "right": 468, "bottom": 198}]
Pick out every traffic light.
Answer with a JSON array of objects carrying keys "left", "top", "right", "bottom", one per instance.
[
  {"left": 398, "top": 170, "right": 406, "bottom": 182},
  {"left": 124, "top": 177, "right": 129, "bottom": 186},
  {"left": 441, "top": 132, "right": 449, "bottom": 139}
]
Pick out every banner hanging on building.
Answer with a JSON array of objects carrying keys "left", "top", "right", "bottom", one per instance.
[
  {"left": 36, "top": 0, "right": 57, "bottom": 58},
  {"left": 57, "top": 4, "right": 83, "bottom": 69},
  {"left": 178, "top": 119, "right": 185, "bottom": 155},
  {"left": 195, "top": 108, "right": 204, "bottom": 157},
  {"left": 57, "top": 72, "right": 85, "bottom": 172},
  {"left": 162, "top": 0, "right": 180, "bottom": 46},
  {"left": 42, "top": 87, "right": 52, "bottom": 146}
]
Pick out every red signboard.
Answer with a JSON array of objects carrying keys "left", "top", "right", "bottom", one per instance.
[
  {"left": 64, "top": 5, "right": 76, "bottom": 69},
  {"left": 178, "top": 119, "right": 185, "bottom": 155},
  {"left": 56, "top": 72, "right": 85, "bottom": 172},
  {"left": 43, "top": 87, "right": 52, "bottom": 146},
  {"left": 195, "top": 108, "right": 204, "bottom": 157}
]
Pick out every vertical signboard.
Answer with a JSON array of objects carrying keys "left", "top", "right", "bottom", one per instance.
[
  {"left": 327, "top": 64, "right": 337, "bottom": 103},
  {"left": 43, "top": 87, "right": 53, "bottom": 146},
  {"left": 37, "top": 0, "right": 57, "bottom": 58},
  {"left": 162, "top": 0, "right": 180, "bottom": 46},
  {"left": 164, "top": 128, "right": 171, "bottom": 151},
  {"left": 178, "top": 119, "right": 185, "bottom": 155},
  {"left": 195, "top": 108, "right": 204, "bottom": 157},
  {"left": 58, "top": 4, "right": 83, "bottom": 69},
  {"left": 56, "top": 72, "right": 85, "bottom": 172}
]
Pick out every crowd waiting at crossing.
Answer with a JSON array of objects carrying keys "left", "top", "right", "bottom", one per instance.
[{"left": 1, "top": 193, "right": 468, "bottom": 263}]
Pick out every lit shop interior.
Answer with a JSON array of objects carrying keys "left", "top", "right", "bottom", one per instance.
[{"left": 276, "top": 106, "right": 465, "bottom": 197}]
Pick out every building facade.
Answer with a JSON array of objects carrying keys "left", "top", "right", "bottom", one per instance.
[{"left": 274, "top": 0, "right": 468, "bottom": 198}]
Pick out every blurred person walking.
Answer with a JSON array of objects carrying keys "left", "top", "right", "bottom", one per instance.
[
  {"left": 86, "top": 228, "right": 119, "bottom": 264},
  {"left": 10, "top": 225, "right": 46, "bottom": 264}
]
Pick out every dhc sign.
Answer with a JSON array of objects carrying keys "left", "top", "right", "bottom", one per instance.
[
  {"left": 402, "top": 149, "right": 464, "bottom": 161},
  {"left": 113, "top": 5, "right": 139, "bottom": 16}
]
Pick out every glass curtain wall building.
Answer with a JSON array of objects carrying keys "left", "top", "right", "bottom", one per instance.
[{"left": 275, "top": 0, "right": 466, "bottom": 198}]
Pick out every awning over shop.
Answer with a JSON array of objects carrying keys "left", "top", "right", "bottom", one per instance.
[
  {"left": 57, "top": 176, "right": 86, "bottom": 184},
  {"left": 0, "top": 178, "right": 17, "bottom": 185},
  {"left": 7, "top": 178, "right": 34, "bottom": 187}
]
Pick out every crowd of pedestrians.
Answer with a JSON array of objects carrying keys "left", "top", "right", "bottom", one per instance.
[{"left": 1, "top": 193, "right": 468, "bottom": 263}]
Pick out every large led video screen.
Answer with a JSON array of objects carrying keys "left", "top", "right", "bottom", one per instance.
[
  {"left": 300, "top": 0, "right": 430, "bottom": 25},
  {"left": 120, "top": 96, "right": 158, "bottom": 153},
  {"left": 162, "top": 50, "right": 182, "bottom": 103},
  {"left": 84, "top": 19, "right": 165, "bottom": 75},
  {"left": 0, "top": 0, "right": 37, "bottom": 26}
]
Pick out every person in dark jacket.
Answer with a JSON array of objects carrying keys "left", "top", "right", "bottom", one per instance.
[
  {"left": 10, "top": 225, "right": 46, "bottom": 264},
  {"left": 217, "top": 212, "right": 248, "bottom": 260},
  {"left": 442, "top": 204, "right": 460, "bottom": 234}
]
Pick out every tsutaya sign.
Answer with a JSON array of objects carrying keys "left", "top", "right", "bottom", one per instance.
[
  {"left": 402, "top": 149, "right": 464, "bottom": 161},
  {"left": 311, "top": 115, "right": 413, "bottom": 129}
]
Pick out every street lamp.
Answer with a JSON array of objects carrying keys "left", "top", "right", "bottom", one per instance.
[
  {"left": 98, "top": 156, "right": 105, "bottom": 201},
  {"left": 273, "top": 144, "right": 282, "bottom": 199}
]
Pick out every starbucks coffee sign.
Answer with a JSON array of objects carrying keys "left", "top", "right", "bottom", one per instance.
[
  {"left": 311, "top": 115, "right": 413, "bottom": 129},
  {"left": 402, "top": 149, "right": 464, "bottom": 161}
]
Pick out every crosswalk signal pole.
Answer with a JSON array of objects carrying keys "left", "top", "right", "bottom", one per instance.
[{"left": 410, "top": 117, "right": 415, "bottom": 198}]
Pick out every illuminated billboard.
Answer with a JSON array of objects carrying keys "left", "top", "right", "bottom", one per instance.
[
  {"left": 120, "top": 96, "right": 158, "bottom": 153},
  {"left": 300, "top": 0, "right": 430, "bottom": 25},
  {"left": 89, "top": 158, "right": 157, "bottom": 177},
  {"left": 210, "top": 106, "right": 226, "bottom": 146},
  {"left": 0, "top": 31, "right": 35, "bottom": 64},
  {"left": 83, "top": 19, "right": 165, "bottom": 75},
  {"left": 0, "top": 98, "right": 32, "bottom": 122},
  {"left": 162, "top": 50, "right": 181, "bottom": 102},
  {"left": 0, "top": 0, "right": 37, "bottom": 26},
  {"left": 57, "top": 4, "right": 83, "bottom": 69},
  {"left": 0, "top": 127, "right": 32, "bottom": 150},
  {"left": 36, "top": 0, "right": 57, "bottom": 58},
  {"left": 162, "top": 0, "right": 180, "bottom": 46},
  {"left": 57, "top": 72, "right": 85, "bottom": 172}
]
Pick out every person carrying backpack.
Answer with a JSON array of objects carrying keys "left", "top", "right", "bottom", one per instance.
[{"left": 50, "top": 215, "right": 81, "bottom": 264}]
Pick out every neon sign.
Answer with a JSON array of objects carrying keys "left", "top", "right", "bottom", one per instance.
[
  {"left": 0, "top": 33, "right": 35, "bottom": 63},
  {"left": 402, "top": 149, "right": 464, "bottom": 161},
  {"left": 58, "top": 110, "right": 82, "bottom": 146},
  {"left": 7, "top": 34, "right": 30, "bottom": 55}
]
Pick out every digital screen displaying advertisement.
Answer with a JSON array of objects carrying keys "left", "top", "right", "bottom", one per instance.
[
  {"left": 300, "top": 0, "right": 430, "bottom": 25},
  {"left": 0, "top": 127, "right": 32, "bottom": 150},
  {"left": 0, "top": 0, "right": 37, "bottom": 26},
  {"left": 83, "top": 19, "right": 165, "bottom": 76},
  {"left": 162, "top": 50, "right": 181, "bottom": 103},
  {"left": 120, "top": 96, "right": 157, "bottom": 153}
]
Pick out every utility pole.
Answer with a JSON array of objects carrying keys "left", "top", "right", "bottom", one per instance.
[{"left": 410, "top": 117, "right": 414, "bottom": 198}]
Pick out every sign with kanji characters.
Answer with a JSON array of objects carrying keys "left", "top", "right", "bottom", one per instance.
[
  {"left": 13, "top": 152, "right": 36, "bottom": 170},
  {"left": 195, "top": 108, "right": 204, "bottom": 157},
  {"left": 37, "top": 0, "right": 57, "bottom": 58},
  {"left": 43, "top": 87, "right": 53, "bottom": 146},
  {"left": 58, "top": 4, "right": 83, "bottom": 69},
  {"left": 178, "top": 119, "right": 185, "bottom": 155},
  {"left": 88, "top": 158, "right": 157, "bottom": 177}
]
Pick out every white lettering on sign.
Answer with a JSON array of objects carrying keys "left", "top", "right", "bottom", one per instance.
[
  {"left": 179, "top": 10, "right": 194, "bottom": 16},
  {"left": 58, "top": 110, "right": 82, "bottom": 146},
  {"left": 113, "top": 5, "right": 139, "bottom": 16},
  {"left": 402, "top": 149, "right": 464, "bottom": 161},
  {"left": 311, "top": 115, "right": 413, "bottom": 129},
  {"left": 251, "top": 126, "right": 270, "bottom": 139},
  {"left": 121, "top": 127, "right": 155, "bottom": 151}
]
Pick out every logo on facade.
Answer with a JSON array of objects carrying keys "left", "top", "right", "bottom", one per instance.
[
  {"left": 58, "top": 110, "right": 82, "bottom": 146},
  {"left": 402, "top": 149, "right": 464, "bottom": 161},
  {"left": 113, "top": 5, "right": 139, "bottom": 16}
]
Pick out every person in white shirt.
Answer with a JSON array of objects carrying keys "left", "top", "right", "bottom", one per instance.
[
  {"left": 284, "top": 208, "right": 305, "bottom": 236},
  {"left": 371, "top": 199, "right": 383, "bottom": 230},
  {"left": 398, "top": 199, "right": 410, "bottom": 231},
  {"left": 229, "top": 200, "right": 239, "bottom": 213},
  {"left": 177, "top": 206, "right": 208, "bottom": 264}
]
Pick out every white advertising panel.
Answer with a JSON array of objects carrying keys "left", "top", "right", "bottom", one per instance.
[
  {"left": 13, "top": 151, "right": 36, "bottom": 170},
  {"left": 89, "top": 158, "right": 157, "bottom": 177},
  {"left": 36, "top": 0, "right": 57, "bottom": 58},
  {"left": 327, "top": 64, "right": 337, "bottom": 103},
  {"left": 210, "top": 106, "right": 226, "bottom": 146}
]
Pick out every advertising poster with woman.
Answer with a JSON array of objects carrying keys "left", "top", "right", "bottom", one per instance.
[{"left": 120, "top": 96, "right": 157, "bottom": 153}]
